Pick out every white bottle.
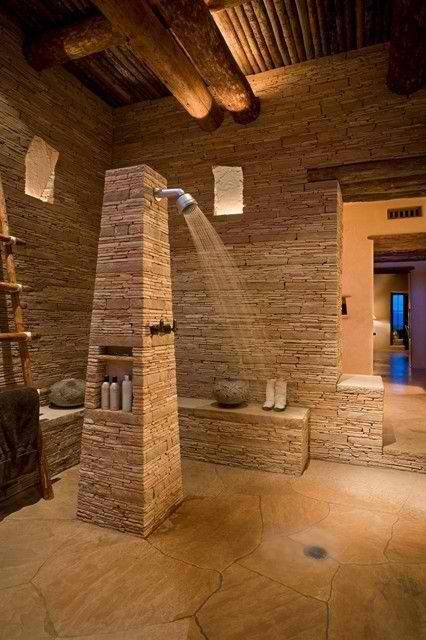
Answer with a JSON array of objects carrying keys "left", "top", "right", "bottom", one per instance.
[
  {"left": 101, "top": 376, "right": 110, "bottom": 410},
  {"left": 122, "top": 374, "right": 133, "bottom": 412},
  {"left": 110, "top": 376, "right": 120, "bottom": 411}
]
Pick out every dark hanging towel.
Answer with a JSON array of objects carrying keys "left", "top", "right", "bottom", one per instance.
[{"left": 0, "top": 386, "right": 40, "bottom": 505}]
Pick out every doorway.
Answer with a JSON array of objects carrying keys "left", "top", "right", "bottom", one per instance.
[
  {"left": 390, "top": 292, "right": 409, "bottom": 348},
  {"left": 372, "top": 250, "right": 426, "bottom": 459}
]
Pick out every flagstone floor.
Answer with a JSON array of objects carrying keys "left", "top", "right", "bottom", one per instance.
[{"left": 0, "top": 458, "right": 425, "bottom": 639}]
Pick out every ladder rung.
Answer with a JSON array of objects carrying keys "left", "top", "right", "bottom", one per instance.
[
  {"left": 0, "top": 233, "right": 26, "bottom": 246},
  {"left": 0, "top": 331, "right": 40, "bottom": 342},
  {"left": 0, "top": 281, "right": 27, "bottom": 293}
]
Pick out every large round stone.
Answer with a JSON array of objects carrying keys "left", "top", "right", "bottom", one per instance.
[
  {"left": 213, "top": 378, "right": 250, "bottom": 407},
  {"left": 49, "top": 378, "right": 85, "bottom": 408}
]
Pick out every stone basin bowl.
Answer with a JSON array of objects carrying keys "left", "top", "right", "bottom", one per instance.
[{"left": 213, "top": 378, "right": 250, "bottom": 407}]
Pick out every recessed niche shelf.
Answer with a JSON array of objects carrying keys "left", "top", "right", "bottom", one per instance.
[
  {"left": 96, "top": 345, "right": 133, "bottom": 413},
  {"left": 100, "top": 345, "right": 132, "bottom": 356},
  {"left": 97, "top": 354, "right": 134, "bottom": 363}
]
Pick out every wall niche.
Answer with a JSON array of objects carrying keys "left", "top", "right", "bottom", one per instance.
[{"left": 25, "top": 136, "right": 59, "bottom": 204}]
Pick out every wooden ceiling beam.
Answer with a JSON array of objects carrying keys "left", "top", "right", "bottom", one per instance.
[
  {"left": 24, "top": 0, "right": 259, "bottom": 124},
  {"left": 86, "top": 0, "right": 225, "bottom": 130},
  {"left": 24, "top": 0, "right": 247, "bottom": 72},
  {"left": 387, "top": 0, "right": 426, "bottom": 95},
  {"left": 150, "top": 0, "right": 260, "bottom": 123},
  {"left": 307, "top": 156, "right": 426, "bottom": 184},
  {"left": 341, "top": 174, "right": 426, "bottom": 201},
  {"left": 25, "top": 15, "right": 123, "bottom": 71}
]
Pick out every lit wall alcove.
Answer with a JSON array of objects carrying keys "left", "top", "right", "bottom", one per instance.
[
  {"left": 25, "top": 135, "right": 59, "bottom": 204},
  {"left": 213, "top": 165, "right": 243, "bottom": 216}
]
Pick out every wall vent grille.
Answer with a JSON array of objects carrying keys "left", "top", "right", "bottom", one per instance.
[{"left": 387, "top": 206, "right": 422, "bottom": 220}]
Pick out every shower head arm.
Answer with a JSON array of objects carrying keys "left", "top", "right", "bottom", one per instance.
[
  {"left": 154, "top": 188, "right": 185, "bottom": 201},
  {"left": 154, "top": 187, "right": 197, "bottom": 214}
]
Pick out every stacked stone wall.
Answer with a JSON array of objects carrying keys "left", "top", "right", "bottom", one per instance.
[
  {"left": 113, "top": 44, "right": 426, "bottom": 470},
  {"left": 0, "top": 14, "right": 112, "bottom": 394}
]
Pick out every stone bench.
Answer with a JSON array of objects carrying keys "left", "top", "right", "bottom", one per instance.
[
  {"left": 40, "top": 406, "right": 84, "bottom": 477},
  {"left": 178, "top": 398, "right": 310, "bottom": 476}
]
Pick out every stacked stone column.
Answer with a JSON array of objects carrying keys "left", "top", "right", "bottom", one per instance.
[{"left": 77, "top": 164, "right": 183, "bottom": 537}]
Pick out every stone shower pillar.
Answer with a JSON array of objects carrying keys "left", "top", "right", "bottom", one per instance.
[{"left": 77, "top": 164, "right": 183, "bottom": 537}]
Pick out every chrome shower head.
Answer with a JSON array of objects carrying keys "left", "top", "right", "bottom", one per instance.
[
  {"left": 176, "top": 192, "right": 196, "bottom": 213},
  {"left": 154, "top": 188, "right": 197, "bottom": 213}
]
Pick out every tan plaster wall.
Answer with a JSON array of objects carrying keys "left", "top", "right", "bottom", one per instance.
[
  {"left": 0, "top": 14, "right": 113, "bottom": 395},
  {"left": 342, "top": 197, "right": 426, "bottom": 374}
]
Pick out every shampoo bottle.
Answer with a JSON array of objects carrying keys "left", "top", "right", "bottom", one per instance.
[
  {"left": 122, "top": 374, "right": 133, "bottom": 412},
  {"left": 110, "top": 376, "right": 120, "bottom": 411},
  {"left": 101, "top": 376, "right": 110, "bottom": 410}
]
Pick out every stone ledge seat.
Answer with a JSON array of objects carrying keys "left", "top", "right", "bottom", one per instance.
[
  {"left": 178, "top": 397, "right": 310, "bottom": 476},
  {"left": 40, "top": 406, "right": 84, "bottom": 477}
]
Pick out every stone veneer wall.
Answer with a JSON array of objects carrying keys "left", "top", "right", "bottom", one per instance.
[
  {"left": 77, "top": 165, "right": 183, "bottom": 537},
  {"left": 113, "top": 44, "right": 426, "bottom": 466},
  {"left": 0, "top": 13, "right": 112, "bottom": 396}
]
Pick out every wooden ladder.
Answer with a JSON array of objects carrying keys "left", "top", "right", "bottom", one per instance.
[{"left": 0, "top": 177, "right": 53, "bottom": 500}]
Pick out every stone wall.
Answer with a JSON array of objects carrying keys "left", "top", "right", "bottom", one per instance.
[
  {"left": 77, "top": 165, "right": 183, "bottom": 537},
  {"left": 113, "top": 44, "right": 426, "bottom": 465},
  {"left": 0, "top": 14, "right": 112, "bottom": 395},
  {"left": 40, "top": 407, "right": 84, "bottom": 477}
]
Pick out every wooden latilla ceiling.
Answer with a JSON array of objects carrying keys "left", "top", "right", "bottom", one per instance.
[{"left": 3, "top": 0, "right": 426, "bottom": 130}]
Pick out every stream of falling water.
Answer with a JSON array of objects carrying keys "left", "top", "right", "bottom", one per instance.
[{"left": 183, "top": 203, "right": 265, "bottom": 380}]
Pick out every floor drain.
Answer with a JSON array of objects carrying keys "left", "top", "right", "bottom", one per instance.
[{"left": 303, "top": 545, "right": 328, "bottom": 560}]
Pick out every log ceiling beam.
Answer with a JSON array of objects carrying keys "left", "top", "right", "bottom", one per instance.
[
  {"left": 83, "top": 0, "right": 226, "bottom": 130},
  {"left": 387, "top": 0, "right": 426, "bottom": 95},
  {"left": 149, "top": 0, "right": 259, "bottom": 123},
  {"left": 25, "top": 15, "right": 122, "bottom": 71},
  {"left": 24, "top": 0, "right": 259, "bottom": 125},
  {"left": 24, "top": 0, "right": 249, "bottom": 72}
]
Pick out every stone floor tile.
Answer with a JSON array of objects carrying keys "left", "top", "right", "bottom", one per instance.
[
  {"left": 261, "top": 489, "right": 329, "bottom": 536},
  {"left": 290, "top": 504, "right": 395, "bottom": 563},
  {"left": 329, "top": 563, "right": 426, "bottom": 640},
  {"left": 197, "top": 563, "right": 327, "bottom": 640},
  {"left": 150, "top": 494, "right": 261, "bottom": 571},
  {"left": 240, "top": 533, "right": 338, "bottom": 601},
  {"left": 33, "top": 532, "right": 218, "bottom": 637},
  {"left": 0, "top": 518, "right": 84, "bottom": 589},
  {"left": 66, "top": 618, "right": 195, "bottom": 640},
  {"left": 182, "top": 459, "right": 224, "bottom": 497},
  {"left": 214, "top": 463, "right": 294, "bottom": 496},
  {"left": 292, "top": 460, "right": 417, "bottom": 514},
  {"left": 0, "top": 583, "right": 54, "bottom": 640},
  {"left": 386, "top": 516, "right": 426, "bottom": 563},
  {"left": 400, "top": 473, "right": 426, "bottom": 520}
]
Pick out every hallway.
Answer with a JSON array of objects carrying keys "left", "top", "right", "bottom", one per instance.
[{"left": 374, "top": 350, "right": 426, "bottom": 458}]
